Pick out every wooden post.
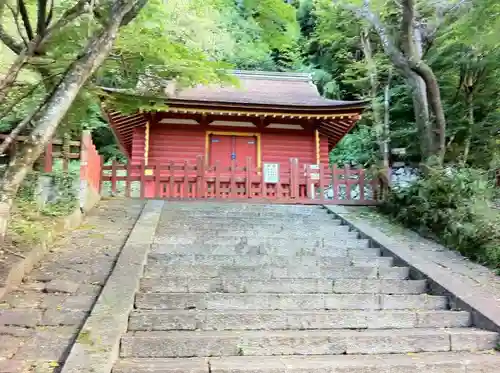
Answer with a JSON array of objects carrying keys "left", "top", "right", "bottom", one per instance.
[
  {"left": 215, "top": 160, "right": 221, "bottom": 198},
  {"left": 319, "top": 164, "right": 325, "bottom": 202},
  {"left": 260, "top": 164, "right": 266, "bottom": 198},
  {"left": 290, "top": 158, "right": 299, "bottom": 199},
  {"left": 332, "top": 164, "right": 338, "bottom": 201},
  {"left": 111, "top": 159, "right": 118, "bottom": 195},
  {"left": 245, "top": 157, "right": 252, "bottom": 199},
  {"left": 125, "top": 162, "right": 132, "bottom": 198},
  {"left": 183, "top": 161, "right": 189, "bottom": 198},
  {"left": 154, "top": 164, "right": 161, "bottom": 198},
  {"left": 344, "top": 164, "right": 351, "bottom": 200},
  {"left": 196, "top": 155, "right": 205, "bottom": 199},
  {"left": 140, "top": 160, "right": 146, "bottom": 199},
  {"left": 230, "top": 159, "right": 237, "bottom": 199},
  {"left": 168, "top": 161, "right": 174, "bottom": 198},
  {"left": 44, "top": 141, "right": 53, "bottom": 173}
]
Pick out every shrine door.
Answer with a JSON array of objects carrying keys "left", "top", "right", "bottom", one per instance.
[{"left": 209, "top": 134, "right": 257, "bottom": 169}]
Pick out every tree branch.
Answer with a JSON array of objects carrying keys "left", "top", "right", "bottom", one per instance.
[
  {"left": 37, "top": 0, "right": 91, "bottom": 52},
  {"left": 45, "top": 0, "right": 54, "bottom": 27},
  {"left": 37, "top": 0, "right": 48, "bottom": 36},
  {"left": 333, "top": 0, "right": 412, "bottom": 75},
  {"left": 0, "top": 24, "right": 23, "bottom": 54},
  {"left": 18, "top": 0, "right": 34, "bottom": 41}
]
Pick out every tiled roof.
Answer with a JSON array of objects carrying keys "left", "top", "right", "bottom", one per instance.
[{"left": 163, "top": 71, "right": 365, "bottom": 108}]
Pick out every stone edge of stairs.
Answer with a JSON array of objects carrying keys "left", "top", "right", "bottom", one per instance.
[{"left": 324, "top": 205, "right": 500, "bottom": 334}]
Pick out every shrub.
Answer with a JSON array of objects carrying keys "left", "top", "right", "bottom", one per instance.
[{"left": 380, "top": 167, "right": 500, "bottom": 270}]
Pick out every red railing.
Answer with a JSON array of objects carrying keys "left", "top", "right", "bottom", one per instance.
[
  {"left": 0, "top": 134, "right": 81, "bottom": 172},
  {"left": 100, "top": 156, "right": 387, "bottom": 205},
  {"left": 80, "top": 131, "right": 103, "bottom": 193}
]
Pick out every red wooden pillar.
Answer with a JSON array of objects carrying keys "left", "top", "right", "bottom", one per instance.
[
  {"left": 183, "top": 161, "right": 189, "bottom": 198},
  {"left": 319, "top": 164, "right": 325, "bottom": 202},
  {"left": 290, "top": 158, "right": 299, "bottom": 199},
  {"left": 230, "top": 159, "right": 237, "bottom": 198},
  {"left": 245, "top": 157, "right": 252, "bottom": 199},
  {"left": 196, "top": 155, "right": 205, "bottom": 199},
  {"left": 215, "top": 160, "right": 221, "bottom": 198},
  {"left": 168, "top": 161, "right": 175, "bottom": 198},
  {"left": 125, "top": 162, "right": 132, "bottom": 198},
  {"left": 154, "top": 164, "right": 161, "bottom": 198},
  {"left": 332, "top": 164, "right": 338, "bottom": 201},
  {"left": 140, "top": 160, "right": 146, "bottom": 199},
  {"left": 111, "top": 159, "right": 118, "bottom": 195},
  {"left": 344, "top": 164, "right": 351, "bottom": 200}
]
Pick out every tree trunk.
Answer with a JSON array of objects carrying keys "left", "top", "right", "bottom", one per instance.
[
  {"left": 461, "top": 90, "right": 474, "bottom": 166},
  {"left": 0, "top": 0, "right": 138, "bottom": 244},
  {"left": 409, "top": 61, "right": 447, "bottom": 163},
  {"left": 382, "top": 67, "right": 392, "bottom": 168},
  {"left": 360, "top": 29, "right": 387, "bottom": 166}
]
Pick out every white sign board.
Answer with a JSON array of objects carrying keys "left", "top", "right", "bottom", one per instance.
[
  {"left": 263, "top": 163, "right": 280, "bottom": 183},
  {"left": 308, "top": 164, "right": 320, "bottom": 180}
]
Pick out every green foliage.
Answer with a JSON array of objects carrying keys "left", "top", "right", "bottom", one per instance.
[
  {"left": 17, "top": 168, "right": 78, "bottom": 217},
  {"left": 381, "top": 167, "right": 500, "bottom": 270},
  {"left": 329, "top": 125, "right": 377, "bottom": 166}
]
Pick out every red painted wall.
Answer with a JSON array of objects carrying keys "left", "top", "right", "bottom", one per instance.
[
  {"left": 131, "top": 124, "right": 330, "bottom": 167},
  {"left": 131, "top": 127, "right": 145, "bottom": 165},
  {"left": 149, "top": 126, "right": 205, "bottom": 164}
]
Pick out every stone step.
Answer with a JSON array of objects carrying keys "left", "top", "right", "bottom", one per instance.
[
  {"left": 140, "top": 278, "right": 425, "bottom": 294},
  {"left": 156, "top": 231, "right": 359, "bottom": 246},
  {"left": 159, "top": 221, "right": 351, "bottom": 232},
  {"left": 120, "top": 328, "right": 498, "bottom": 358},
  {"left": 144, "top": 264, "right": 409, "bottom": 280},
  {"left": 147, "top": 253, "right": 394, "bottom": 267},
  {"left": 163, "top": 206, "right": 328, "bottom": 214},
  {"left": 163, "top": 212, "right": 335, "bottom": 220},
  {"left": 113, "top": 353, "right": 500, "bottom": 373},
  {"left": 160, "top": 220, "right": 343, "bottom": 230},
  {"left": 128, "top": 309, "right": 471, "bottom": 331},
  {"left": 135, "top": 293, "right": 447, "bottom": 310},
  {"left": 151, "top": 242, "right": 374, "bottom": 256},
  {"left": 159, "top": 234, "right": 360, "bottom": 245},
  {"left": 162, "top": 216, "right": 338, "bottom": 224}
]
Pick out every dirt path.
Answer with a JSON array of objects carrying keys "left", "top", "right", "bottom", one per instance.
[{"left": 0, "top": 198, "right": 144, "bottom": 373}]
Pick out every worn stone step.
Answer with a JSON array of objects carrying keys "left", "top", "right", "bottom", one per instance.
[
  {"left": 120, "top": 328, "right": 498, "bottom": 358},
  {"left": 163, "top": 207, "right": 328, "bottom": 215},
  {"left": 151, "top": 241, "right": 373, "bottom": 256},
  {"left": 140, "top": 278, "right": 425, "bottom": 294},
  {"left": 128, "top": 309, "right": 471, "bottom": 331},
  {"left": 113, "top": 353, "right": 500, "bottom": 373},
  {"left": 159, "top": 226, "right": 349, "bottom": 235},
  {"left": 135, "top": 293, "right": 447, "bottom": 311},
  {"left": 160, "top": 220, "right": 343, "bottom": 230},
  {"left": 162, "top": 217, "right": 339, "bottom": 226},
  {"left": 163, "top": 213, "right": 335, "bottom": 221},
  {"left": 144, "top": 264, "right": 409, "bottom": 280},
  {"left": 147, "top": 253, "right": 394, "bottom": 268},
  {"left": 159, "top": 232, "right": 360, "bottom": 245}
]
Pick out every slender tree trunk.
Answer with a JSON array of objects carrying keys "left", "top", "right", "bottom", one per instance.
[
  {"left": 382, "top": 67, "right": 392, "bottom": 168},
  {"left": 461, "top": 91, "right": 474, "bottom": 166},
  {"left": 0, "top": 0, "right": 138, "bottom": 244},
  {"left": 360, "top": 28, "right": 387, "bottom": 166}
]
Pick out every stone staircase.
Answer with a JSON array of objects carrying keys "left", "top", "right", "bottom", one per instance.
[{"left": 113, "top": 203, "right": 499, "bottom": 373}]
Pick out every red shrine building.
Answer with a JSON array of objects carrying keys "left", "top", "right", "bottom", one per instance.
[{"left": 102, "top": 71, "right": 368, "bottom": 202}]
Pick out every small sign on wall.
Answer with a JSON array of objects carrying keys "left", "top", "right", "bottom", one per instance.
[{"left": 263, "top": 163, "right": 280, "bottom": 183}]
